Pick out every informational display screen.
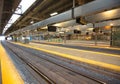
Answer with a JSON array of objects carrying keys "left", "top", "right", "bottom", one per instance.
[
  {"left": 48, "top": 26, "right": 57, "bottom": 32},
  {"left": 74, "top": 30, "right": 81, "bottom": 34},
  {"left": 76, "top": 17, "right": 87, "bottom": 25}
]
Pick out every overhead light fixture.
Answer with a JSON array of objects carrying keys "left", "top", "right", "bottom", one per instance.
[
  {"left": 30, "top": 21, "right": 34, "bottom": 24},
  {"left": 105, "top": 26, "right": 111, "bottom": 30},
  {"left": 103, "top": 9, "right": 116, "bottom": 18},
  {"left": 87, "top": 28, "right": 93, "bottom": 31},
  {"left": 34, "top": 29, "right": 37, "bottom": 31},
  {"left": 50, "top": 12, "right": 58, "bottom": 16},
  {"left": 59, "top": 32, "right": 64, "bottom": 34},
  {"left": 41, "top": 26, "right": 47, "bottom": 29},
  {"left": 110, "top": 23, "right": 113, "bottom": 26}
]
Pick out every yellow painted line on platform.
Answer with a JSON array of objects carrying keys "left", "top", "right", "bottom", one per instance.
[
  {"left": 0, "top": 43, "right": 24, "bottom": 84},
  {"left": 31, "top": 43, "right": 120, "bottom": 58},
  {"left": 32, "top": 41, "right": 120, "bottom": 50},
  {"left": 11, "top": 42, "right": 120, "bottom": 72},
  {"left": 82, "top": 45, "right": 120, "bottom": 51}
]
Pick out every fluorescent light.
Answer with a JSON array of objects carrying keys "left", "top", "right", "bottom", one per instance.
[
  {"left": 50, "top": 12, "right": 58, "bottom": 16},
  {"left": 59, "top": 32, "right": 64, "bottom": 34},
  {"left": 41, "top": 26, "right": 47, "bottom": 29},
  {"left": 30, "top": 21, "right": 34, "bottom": 24},
  {"left": 110, "top": 23, "right": 113, "bottom": 26},
  {"left": 87, "top": 28, "right": 94, "bottom": 31}
]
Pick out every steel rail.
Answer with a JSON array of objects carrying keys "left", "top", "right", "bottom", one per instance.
[{"left": 6, "top": 44, "right": 56, "bottom": 84}]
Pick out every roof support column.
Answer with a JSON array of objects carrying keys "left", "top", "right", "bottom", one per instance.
[
  {"left": 0, "top": 0, "right": 4, "bottom": 34},
  {"left": 72, "top": 0, "right": 75, "bottom": 19}
]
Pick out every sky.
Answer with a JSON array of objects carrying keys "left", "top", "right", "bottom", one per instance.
[
  {"left": 0, "top": 36, "right": 5, "bottom": 40},
  {"left": 2, "top": 0, "right": 36, "bottom": 34}
]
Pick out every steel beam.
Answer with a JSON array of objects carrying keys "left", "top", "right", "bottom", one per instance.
[
  {"left": 95, "top": 19, "right": 120, "bottom": 27},
  {"left": 74, "top": 0, "right": 120, "bottom": 17},
  {"left": 86, "top": 8, "right": 120, "bottom": 23},
  {"left": 8, "top": 0, "right": 120, "bottom": 35}
]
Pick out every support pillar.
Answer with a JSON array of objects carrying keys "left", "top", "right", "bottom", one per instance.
[{"left": 0, "top": 0, "right": 4, "bottom": 34}]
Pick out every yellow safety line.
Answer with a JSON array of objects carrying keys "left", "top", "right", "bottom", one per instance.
[
  {"left": 11, "top": 42, "right": 120, "bottom": 72},
  {"left": 32, "top": 41, "right": 62, "bottom": 44},
  {"left": 33, "top": 41, "right": 120, "bottom": 50},
  {"left": 0, "top": 43, "right": 24, "bottom": 84},
  {"left": 31, "top": 43, "right": 120, "bottom": 58},
  {"left": 81, "top": 44, "right": 120, "bottom": 50}
]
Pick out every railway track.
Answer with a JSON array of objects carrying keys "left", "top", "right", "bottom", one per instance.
[
  {"left": 4, "top": 44, "right": 71, "bottom": 84},
  {"left": 13, "top": 45, "right": 104, "bottom": 84},
  {"left": 5, "top": 43, "right": 56, "bottom": 84},
  {"left": 3, "top": 41, "right": 120, "bottom": 84},
  {"left": 14, "top": 52, "right": 56, "bottom": 84}
]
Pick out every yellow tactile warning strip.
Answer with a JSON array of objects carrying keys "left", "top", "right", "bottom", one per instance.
[
  {"left": 11, "top": 42, "right": 120, "bottom": 72},
  {"left": 0, "top": 43, "right": 24, "bottom": 84},
  {"left": 80, "top": 44, "right": 120, "bottom": 51},
  {"left": 32, "top": 40, "right": 120, "bottom": 50},
  {"left": 31, "top": 43, "right": 120, "bottom": 58}
]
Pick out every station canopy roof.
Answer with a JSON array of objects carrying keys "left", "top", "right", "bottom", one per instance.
[
  {"left": 0, "top": 0, "right": 21, "bottom": 35},
  {"left": 0, "top": 0, "right": 93, "bottom": 35}
]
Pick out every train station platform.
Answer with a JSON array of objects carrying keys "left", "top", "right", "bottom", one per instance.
[
  {"left": 0, "top": 42, "right": 24, "bottom": 84},
  {"left": 31, "top": 40, "right": 120, "bottom": 50},
  {"left": 32, "top": 40, "right": 110, "bottom": 47},
  {"left": 31, "top": 40, "right": 120, "bottom": 55},
  {"left": 10, "top": 41, "right": 120, "bottom": 73}
]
